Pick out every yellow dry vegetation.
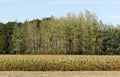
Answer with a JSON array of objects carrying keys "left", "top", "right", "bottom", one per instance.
[{"left": 0, "top": 55, "right": 120, "bottom": 71}]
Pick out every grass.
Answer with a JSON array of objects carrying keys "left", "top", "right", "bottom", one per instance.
[{"left": 0, "top": 55, "right": 120, "bottom": 71}]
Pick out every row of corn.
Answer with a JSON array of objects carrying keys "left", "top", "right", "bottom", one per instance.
[{"left": 0, "top": 55, "right": 120, "bottom": 71}]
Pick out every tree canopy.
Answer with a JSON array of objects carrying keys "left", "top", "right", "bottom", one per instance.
[{"left": 0, "top": 11, "right": 120, "bottom": 55}]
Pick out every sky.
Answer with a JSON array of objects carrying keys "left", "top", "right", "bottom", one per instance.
[{"left": 0, "top": 0, "right": 120, "bottom": 25}]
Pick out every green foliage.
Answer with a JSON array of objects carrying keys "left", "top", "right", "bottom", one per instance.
[
  {"left": 0, "top": 11, "right": 120, "bottom": 55},
  {"left": 0, "top": 35, "right": 6, "bottom": 53}
]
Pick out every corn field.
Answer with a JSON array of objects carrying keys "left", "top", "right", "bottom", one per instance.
[{"left": 0, "top": 55, "right": 120, "bottom": 71}]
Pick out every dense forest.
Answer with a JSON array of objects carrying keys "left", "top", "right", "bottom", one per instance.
[{"left": 0, "top": 11, "right": 120, "bottom": 55}]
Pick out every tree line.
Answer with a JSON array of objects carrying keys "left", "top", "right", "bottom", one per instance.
[{"left": 0, "top": 11, "right": 120, "bottom": 55}]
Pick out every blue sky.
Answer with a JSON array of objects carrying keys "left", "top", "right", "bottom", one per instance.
[{"left": 0, "top": 0, "right": 120, "bottom": 25}]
